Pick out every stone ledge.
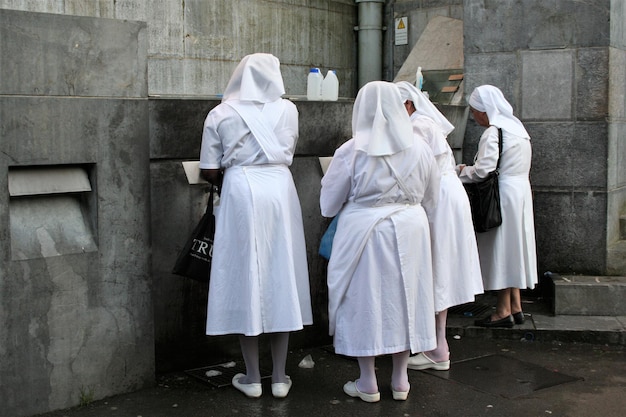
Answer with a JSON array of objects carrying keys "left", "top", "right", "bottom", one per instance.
[{"left": 551, "top": 275, "right": 626, "bottom": 316}]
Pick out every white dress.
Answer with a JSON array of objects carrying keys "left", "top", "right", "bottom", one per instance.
[
  {"left": 412, "top": 114, "right": 484, "bottom": 312},
  {"left": 460, "top": 125, "right": 538, "bottom": 291},
  {"left": 320, "top": 137, "right": 440, "bottom": 357},
  {"left": 199, "top": 99, "right": 313, "bottom": 336}
]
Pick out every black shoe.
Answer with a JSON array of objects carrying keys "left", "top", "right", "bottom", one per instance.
[
  {"left": 474, "top": 315, "right": 514, "bottom": 328},
  {"left": 513, "top": 312, "right": 525, "bottom": 325}
]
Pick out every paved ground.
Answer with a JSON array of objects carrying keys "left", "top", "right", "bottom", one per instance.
[{"left": 34, "top": 295, "right": 626, "bottom": 417}]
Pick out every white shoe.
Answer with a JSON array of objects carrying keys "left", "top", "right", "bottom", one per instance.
[
  {"left": 391, "top": 383, "right": 410, "bottom": 401},
  {"left": 407, "top": 352, "right": 450, "bottom": 371},
  {"left": 232, "top": 373, "right": 262, "bottom": 398},
  {"left": 343, "top": 380, "right": 380, "bottom": 403},
  {"left": 271, "top": 376, "right": 292, "bottom": 398}
]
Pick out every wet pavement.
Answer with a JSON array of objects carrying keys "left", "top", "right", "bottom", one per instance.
[{"left": 35, "top": 295, "right": 626, "bottom": 417}]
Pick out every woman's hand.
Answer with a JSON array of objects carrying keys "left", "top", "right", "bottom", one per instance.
[{"left": 200, "top": 169, "right": 223, "bottom": 191}]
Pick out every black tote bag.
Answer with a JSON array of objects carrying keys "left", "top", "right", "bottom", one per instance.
[
  {"left": 172, "top": 188, "right": 216, "bottom": 282},
  {"left": 464, "top": 128, "right": 503, "bottom": 233}
]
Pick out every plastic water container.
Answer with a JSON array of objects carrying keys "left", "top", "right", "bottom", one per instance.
[
  {"left": 307, "top": 68, "right": 323, "bottom": 100},
  {"left": 321, "top": 70, "right": 339, "bottom": 101}
]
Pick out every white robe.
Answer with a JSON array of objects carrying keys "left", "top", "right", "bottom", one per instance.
[
  {"left": 320, "top": 138, "right": 440, "bottom": 357},
  {"left": 199, "top": 100, "right": 313, "bottom": 336},
  {"left": 460, "top": 126, "right": 538, "bottom": 291},
  {"left": 412, "top": 114, "right": 484, "bottom": 311}
]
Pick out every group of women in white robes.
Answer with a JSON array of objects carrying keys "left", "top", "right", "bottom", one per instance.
[
  {"left": 199, "top": 53, "right": 312, "bottom": 399},
  {"left": 196, "top": 53, "right": 537, "bottom": 403}
]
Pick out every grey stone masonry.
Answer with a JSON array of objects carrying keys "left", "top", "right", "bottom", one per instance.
[
  {"left": 0, "top": 9, "right": 153, "bottom": 417},
  {"left": 551, "top": 275, "right": 626, "bottom": 316}
]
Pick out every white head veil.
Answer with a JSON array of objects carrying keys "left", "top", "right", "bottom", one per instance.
[
  {"left": 221, "top": 53, "right": 285, "bottom": 103},
  {"left": 469, "top": 85, "right": 529, "bottom": 139},
  {"left": 396, "top": 81, "right": 455, "bottom": 137},
  {"left": 353, "top": 81, "right": 414, "bottom": 156}
]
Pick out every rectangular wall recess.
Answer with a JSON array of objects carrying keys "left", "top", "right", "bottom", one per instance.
[{"left": 9, "top": 165, "right": 98, "bottom": 260}]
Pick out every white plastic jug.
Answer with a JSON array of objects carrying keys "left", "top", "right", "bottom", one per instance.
[
  {"left": 307, "top": 68, "right": 323, "bottom": 100},
  {"left": 321, "top": 70, "right": 339, "bottom": 101}
]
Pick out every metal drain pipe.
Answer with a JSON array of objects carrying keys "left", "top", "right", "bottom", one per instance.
[{"left": 354, "top": 0, "right": 384, "bottom": 88}]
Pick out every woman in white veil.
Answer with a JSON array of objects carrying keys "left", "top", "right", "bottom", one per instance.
[
  {"left": 321, "top": 81, "right": 440, "bottom": 402},
  {"left": 199, "top": 53, "right": 312, "bottom": 399},
  {"left": 459, "top": 85, "right": 538, "bottom": 328}
]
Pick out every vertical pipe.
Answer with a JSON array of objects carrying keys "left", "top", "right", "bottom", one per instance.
[{"left": 355, "top": 0, "right": 384, "bottom": 89}]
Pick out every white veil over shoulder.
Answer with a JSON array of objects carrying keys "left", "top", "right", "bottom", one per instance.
[
  {"left": 469, "top": 85, "right": 529, "bottom": 139},
  {"left": 353, "top": 81, "right": 414, "bottom": 156},
  {"left": 221, "top": 53, "right": 285, "bottom": 103},
  {"left": 396, "top": 81, "right": 455, "bottom": 137}
]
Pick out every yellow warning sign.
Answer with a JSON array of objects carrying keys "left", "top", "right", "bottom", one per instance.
[{"left": 395, "top": 17, "right": 408, "bottom": 46}]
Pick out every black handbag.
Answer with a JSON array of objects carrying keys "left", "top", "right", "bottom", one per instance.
[
  {"left": 172, "top": 188, "right": 216, "bottom": 282},
  {"left": 464, "top": 128, "right": 503, "bottom": 233}
]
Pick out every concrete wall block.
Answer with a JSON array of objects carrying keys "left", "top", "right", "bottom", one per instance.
[
  {"left": 0, "top": 0, "right": 63, "bottom": 14},
  {"left": 0, "top": 9, "right": 147, "bottom": 97},
  {"left": 608, "top": 47, "right": 626, "bottom": 120},
  {"left": 0, "top": 98, "right": 152, "bottom": 417},
  {"left": 178, "top": 0, "right": 356, "bottom": 95},
  {"left": 610, "top": 0, "right": 626, "bottom": 49},
  {"left": 607, "top": 184, "right": 626, "bottom": 244},
  {"left": 1, "top": 97, "right": 147, "bottom": 164},
  {"left": 293, "top": 100, "right": 353, "bottom": 155},
  {"left": 526, "top": 122, "right": 607, "bottom": 189},
  {"left": 533, "top": 190, "right": 606, "bottom": 275},
  {"left": 149, "top": 98, "right": 216, "bottom": 160},
  {"left": 64, "top": 0, "right": 115, "bottom": 18},
  {"left": 464, "top": 0, "right": 609, "bottom": 53},
  {"left": 148, "top": 98, "right": 353, "bottom": 161},
  {"left": 576, "top": 47, "right": 610, "bottom": 120},
  {"left": 521, "top": 50, "right": 574, "bottom": 121},
  {"left": 180, "top": 58, "right": 233, "bottom": 97},
  {"left": 148, "top": 58, "right": 186, "bottom": 96},
  {"left": 552, "top": 275, "right": 626, "bottom": 315},
  {"left": 147, "top": 0, "right": 184, "bottom": 57},
  {"left": 607, "top": 121, "right": 626, "bottom": 190},
  {"left": 464, "top": 0, "right": 525, "bottom": 53},
  {"left": 463, "top": 52, "right": 519, "bottom": 108},
  {"left": 1, "top": 255, "right": 94, "bottom": 415}
]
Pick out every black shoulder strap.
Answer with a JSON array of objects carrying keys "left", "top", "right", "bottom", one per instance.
[{"left": 496, "top": 128, "right": 503, "bottom": 170}]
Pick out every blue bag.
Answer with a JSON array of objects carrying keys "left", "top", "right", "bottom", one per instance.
[{"left": 319, "top": 215, "right": 339, "bottom": 260}]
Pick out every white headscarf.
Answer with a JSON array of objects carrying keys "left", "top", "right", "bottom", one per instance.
[
  {"left": 353, "top": 81, "right": 414, "bottom": 156},
  {"left": 221, "top": 53, "right": 285, "bottom": 103},
  {"left": 469, "top": 85, "right": 530, "bottom": 139},
  {"left": 396, "top": 81, "right": 455, "bottom": 137}
]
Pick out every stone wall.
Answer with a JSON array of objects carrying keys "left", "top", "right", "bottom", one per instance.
[
  {"left": 0, "top": 0, "right": 358, "bottom": 98},
  {"left": 0, "top": 9, "right": 153, "bottom": 417},
  {"left": 388, "top": 0, "right": 624, "bottom": 277},
  {"left": 462, "top": 0, "right": 614, "bottom": 275}
]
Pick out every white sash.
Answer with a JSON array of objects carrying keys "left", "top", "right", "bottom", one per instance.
[{"left": 226, "top": 100, "right": 285, "bottom": 161}]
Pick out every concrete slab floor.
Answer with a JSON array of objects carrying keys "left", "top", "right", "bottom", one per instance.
[{"left": 34, "top": 337, "right": 625, "bottom": 417}]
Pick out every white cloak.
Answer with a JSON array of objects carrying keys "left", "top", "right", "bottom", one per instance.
[
  {"left": 460, "top": 126, "right": 538, "bottom": 291},
  {"left": 320, "top": 138, "right": 440, "bottom": 357},
  {"left": 200, "top": 100, "right": 313, "bottom": 336}
]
